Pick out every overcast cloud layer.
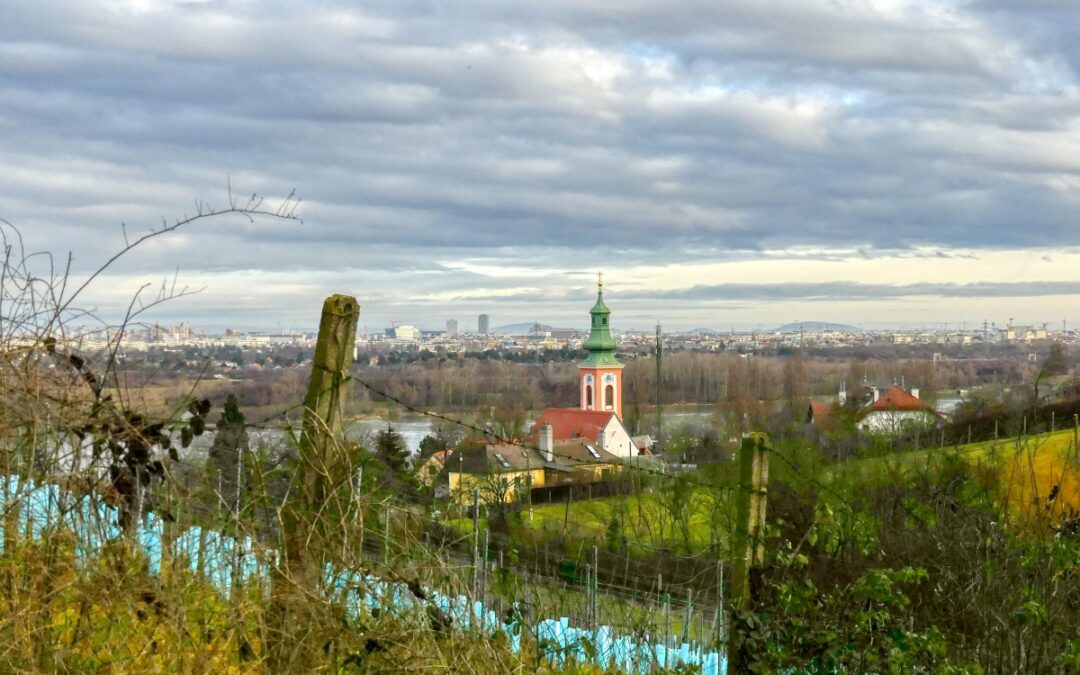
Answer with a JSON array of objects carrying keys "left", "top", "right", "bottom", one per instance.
[{"left": 3, "top": 0, "right": 1080, "bottom": 331}]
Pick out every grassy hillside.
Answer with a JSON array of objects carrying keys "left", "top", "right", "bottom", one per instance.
[{"left": 832, "top": 427, "right": 1080, "bottom": 527}]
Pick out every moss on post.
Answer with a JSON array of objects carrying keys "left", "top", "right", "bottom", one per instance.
[{"left": 269, "top": 294, "right": 359, "bottom": 671}]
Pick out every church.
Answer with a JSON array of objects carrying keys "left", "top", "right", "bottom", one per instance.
[
  {"left": 531, "top": 275, "right": 640, "bottom": 459},
  {"left": 444, "top": 276, "right": 641, "bottom": 505}
]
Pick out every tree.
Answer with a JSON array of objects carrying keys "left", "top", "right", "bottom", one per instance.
[
  {"left": 487, "top": 403, "right": 526, "bottom": 440},
  {"left": 416, "top": 419, "right": 465, "bottom": 462},
  {"left": 1046, "top": 340, "right": 1069, "bottom": 376},
  {"left": 0, "top": 190, "right": 297, "bottom": 528},
  {"left": 657, "top": 473, "right": 695, "bottom": 552},
  {"left": 207, "top": 393, "right": 249, "bottom": 514},
  {"left": 375, "top": 424, "right": 410, "bottom": 473},
  {"left": 1034, "top": 340, "right": 1070, "bottom": 408}
]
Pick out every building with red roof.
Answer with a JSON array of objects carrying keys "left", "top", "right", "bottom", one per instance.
[
  {"left": 530, "top": 276, "right": 640, "bottom": 459},
  {"left": 809, "top": 384, "right": 943, "bottom": 434},
  {"left": 858, "top": 385, "right": 942, "bottom": 433}
]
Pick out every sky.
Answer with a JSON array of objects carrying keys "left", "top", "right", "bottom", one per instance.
[{"left": 3, "top": 0, "right": 1080, "bottom": 332}]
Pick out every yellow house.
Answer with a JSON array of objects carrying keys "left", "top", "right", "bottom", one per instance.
[
  {"left": 446, "top": 435, "right": 624, "bottom": 506},
  {"left": 543, "top": 438, "right": 622, "bottom": 483},
  {"left": 447, "top": 443, "right": 547, "bottom": 506},
  {"left": 415, "top": 450, "right": 450, "bottom": 486}
]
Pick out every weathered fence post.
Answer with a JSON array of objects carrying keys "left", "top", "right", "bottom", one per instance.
[
  {"left": 585, "top": 563, "right": 593, "bottom": 629},
  {"left": 269, "top": 294, "right": 358, "bottom": 671},
  {"left": 482, "top": 527, "right": 490, "bottom": 605},
  {"left": 472, "top": 487, "right": 480, "bottom": 600},
  {"left": 728, "top": 433, "right": 769, "bottom": 669},
  {"left": 1074, "top": 414, "right": 1079, "bottom": 460},
  {"left": 383, "top": 502, "right": 391, "bottom": 563},
  {"left": 592, "top": 544, "right": 599, "bottom": 630}
]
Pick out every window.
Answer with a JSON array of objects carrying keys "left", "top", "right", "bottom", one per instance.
[
  {"left": 494, "top": 453, "right": 511, "bottom": 469},
  {"left": 585, "top": 444, "right": 602, "bottom": 460},
  {"left": 585, "top": 384, "right": 593, "bottom": 409},
  {"left": 604, "top": 384, "right": 614, "bottom": 409}
]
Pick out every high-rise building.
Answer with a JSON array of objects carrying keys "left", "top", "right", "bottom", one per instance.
[
  {"left": 478, "top": 314, "right": 490, "bottom": 334},
  {"left": 446, "top": 319, "right": 458, "bottom": 336}
]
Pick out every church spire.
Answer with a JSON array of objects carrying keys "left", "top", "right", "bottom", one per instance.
[{"left": 581, "top": 273, "right": 621, "bottom": 367}]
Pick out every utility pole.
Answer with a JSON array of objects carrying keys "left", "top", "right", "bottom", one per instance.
[
  {"left": 656, "top": 323, "right": 663, "bottom": 454},
  {"left": 729, "top": 433, "right": 770, "bottom": 670}
]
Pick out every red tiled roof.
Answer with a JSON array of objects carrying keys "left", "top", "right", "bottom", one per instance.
[
  {"left": 869, "top": 386, "right": 931, "bottom": 411},
  {"left": 533, "top": 408, "right": 617, "bottom": 442},
  {"left": 809, "top": 402, "right": 833, "bottom": 425}
]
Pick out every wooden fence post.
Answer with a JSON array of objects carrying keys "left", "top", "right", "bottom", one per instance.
[
  {"left": 728, "top": 433, "right": 770, "bottom": 669},
  {"left": 269, "top": 294, "right": 358, "bottom": 671},
  {"left": 592, "top": 544, "right": 599, "bottom": 630}
]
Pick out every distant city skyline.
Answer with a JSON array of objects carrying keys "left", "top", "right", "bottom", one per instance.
[{"left": 117, "top": 311, "right": 1076, "bottom": 337}]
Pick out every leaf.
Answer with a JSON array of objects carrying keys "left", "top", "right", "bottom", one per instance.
[
  {"left": 181, "top": 427, "right": 193, "bottom": 448},
  {"left": 168, "top": 446, "right": 179, "bottom": 461}
]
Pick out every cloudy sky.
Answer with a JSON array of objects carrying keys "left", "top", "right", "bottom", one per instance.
[{"left": 4, "top": 0, "right": 1080, "bottom": 332}]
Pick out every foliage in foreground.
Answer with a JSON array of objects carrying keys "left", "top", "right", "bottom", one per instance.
[
  {"left": 0, "top": 533, "right": 582, "bottom": 673},
  {"left": 736, "top": 441, "right": 1080, "bottom": 673}
]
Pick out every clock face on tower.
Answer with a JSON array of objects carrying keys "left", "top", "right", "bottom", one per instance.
[
  {"left": 584, "top": 374, "right": 594, "bottom": 384},
  {"left": 603, "top": 373, "right": 616, "bottom": 384}
]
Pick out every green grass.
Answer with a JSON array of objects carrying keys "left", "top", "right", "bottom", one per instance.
[
  {"left": 816, "top": 427, "right": 1080, "bottom": 527},
  {"left": 449, "top": 486, "right": 733, "bottom": 558}
]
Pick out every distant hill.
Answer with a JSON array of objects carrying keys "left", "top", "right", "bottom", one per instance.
[
  {"left": 493, "top": 322, "right": 577, "bottom": 335},
  {"left": 773, "top": 321, "right": 861, "bottom": 333}
]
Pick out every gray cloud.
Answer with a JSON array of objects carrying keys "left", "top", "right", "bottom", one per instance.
[
  {"left": 2, "top": 0, "right": 1080, "bottom": 328},
  {"left": 629, "top": 281, "right": 1080, "bottom": 302}
]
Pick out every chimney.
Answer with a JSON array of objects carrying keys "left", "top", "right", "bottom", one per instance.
[
  {"left": 872, "top": 386, "right": 880, "bottom": 403},
  {"left": 539, "top": 424, "right": 554, "bottom": 463},
  {"left": 911, "top": 386, "right": 920, "bottom": 400},
  {"left": 596, "top": 430, "right": 605, "bottom": 450}
]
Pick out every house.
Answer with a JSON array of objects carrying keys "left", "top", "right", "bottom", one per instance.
[
  {"left": 415, "top": 450, "right": 451, "bottom": 486},
  {"left": 807, "top": 402, "right": 836, "bottom": 428},
  {"left": 857, "top": 385, "right": 941, "bottom": 433},
  {"left": 446, "top": 432, "right": 624, "bottom": 505},
  {"left": 531, "top": 408, "right": 637, "bottom": 459},
  {"left": 446, "top": 443, "right": 547, "bottom": 505},
  {"left": 808, "top": 382, "right": 942, "bottom": 433}
]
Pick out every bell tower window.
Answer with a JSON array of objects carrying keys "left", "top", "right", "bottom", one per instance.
[
  {"left": 604, "top": 384, "right": 614, "bottom": 409},
  {"left": 585, "top": 384, "right": 593, "bottom": 410}
]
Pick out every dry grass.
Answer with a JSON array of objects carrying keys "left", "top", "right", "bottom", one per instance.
[{"left": 832, "top": 427, "right": 1080, "bottom": 531}]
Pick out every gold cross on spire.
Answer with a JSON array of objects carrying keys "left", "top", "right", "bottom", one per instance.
[{"left": 597, "top": 270, "right": 604, "bottom": 290}]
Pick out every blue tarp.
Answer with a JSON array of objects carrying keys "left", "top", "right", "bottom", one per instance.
[{"left": 0, "top": 475, "right": 726, "bottom": 673}]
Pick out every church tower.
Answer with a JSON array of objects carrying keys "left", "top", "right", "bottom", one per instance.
[{"left": 579, "top": 273, "right": 623, "bottom": 418}]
